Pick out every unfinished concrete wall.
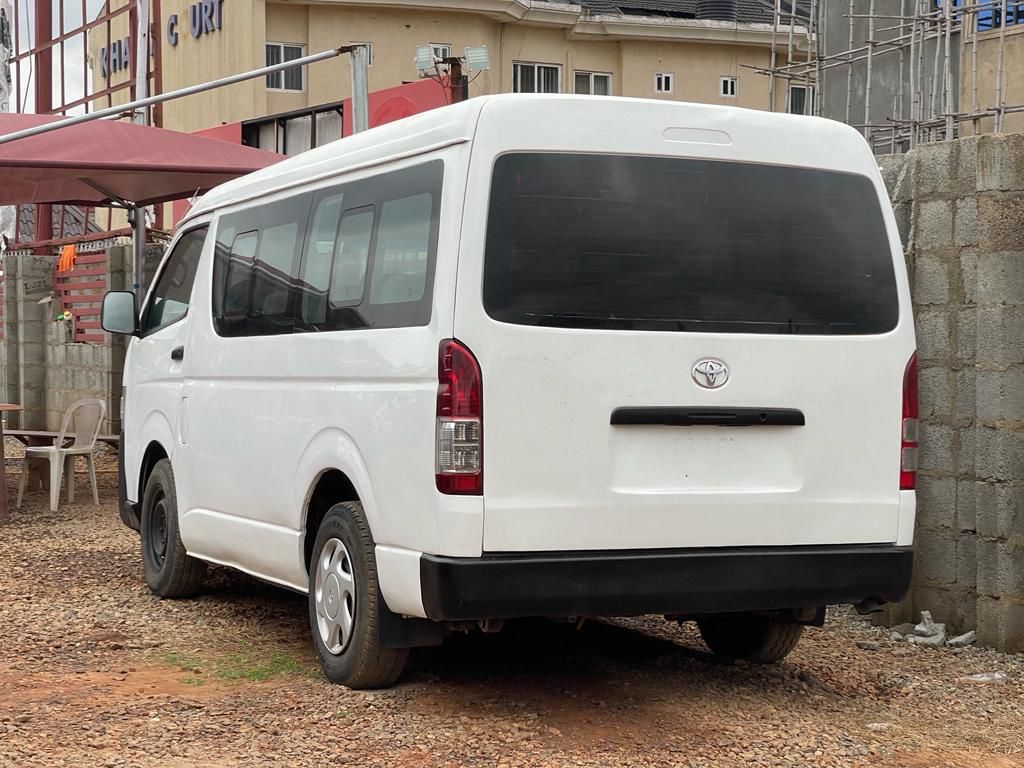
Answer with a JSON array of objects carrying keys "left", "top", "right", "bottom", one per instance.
[
  {"left": 0, "top": 241, "right": 163, "bottom": 435},
  {"left": 879, "top": 133, "right": 1024, "bottom": 653}
]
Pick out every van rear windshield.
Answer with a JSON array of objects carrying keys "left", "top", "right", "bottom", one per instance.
[{"left": 482, "top": 153, "right": 899, "bottom": 335}]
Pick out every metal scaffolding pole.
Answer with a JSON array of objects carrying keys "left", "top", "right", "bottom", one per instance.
[
  {"left": 943, "top": 0, "right": 954, "bottom": 140},
  {"left": 864, "top": 0, "right": 876, "bottom": 140},
  {"left": 845, "top": 0, "right": 856, "bottom": 123},
  {"left": 769, "top": 0, "right": 780, "bottom": 111},
  {"left": 996, "top": 0, "right": 1008, "bottom": 132}
]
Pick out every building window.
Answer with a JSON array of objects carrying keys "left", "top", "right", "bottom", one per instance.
[
  {"left": 422, "top": 43, "right": 452, "bottom": 76},
  {"left": 513, "top": 62, "right": 561, "bottom": 93},
  {"left": 574, "top": 71, "right": 612, "bottom": 96},
  {"left": 242, "top": 103, "right": 343, "bottom": 157},
  {"left": 266, "top": 43, "right": 305, "bottom": 91},
  {"left": 350, "top": 42, "right": 374, "bottom": 66},
  {"left": 720, "top": 76, "right": 737, "bottom": 98},
  {"left": 976, "top": 1, "right": 1024, "bottom": 31},
  {"left": 787, "top": 85, "right": 815, "bottom": 115},
  {"left": 655, "top": 72, "right": 674, "bottom": 94}
]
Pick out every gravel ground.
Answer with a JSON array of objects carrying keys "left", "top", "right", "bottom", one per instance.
[{"left": 1, "top": 446, "right": 1023, "bottom": 767}]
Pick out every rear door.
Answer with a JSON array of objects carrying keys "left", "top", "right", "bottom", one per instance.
[{"left": 455, "top": 151, "right": 913, "bottom": 553}]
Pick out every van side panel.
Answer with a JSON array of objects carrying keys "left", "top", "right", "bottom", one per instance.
[{"left": 176, "top": 147, "right": 469, "bottom": 592}]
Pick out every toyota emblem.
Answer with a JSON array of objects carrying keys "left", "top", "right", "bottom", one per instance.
[{"left": 692, "top": 358, "right": 729, "bottom": 389}]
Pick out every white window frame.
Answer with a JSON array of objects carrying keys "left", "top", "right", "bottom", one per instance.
[
  {"left": 266, "top": 42, "right": 306, "bottom": 92},
  {"left": 720, "top": 76, "right": 737, "bottom": 98},
  {"left": 425, "top": 43, "right": 452, "bottom": 76},
  {"left": 513, "top": 61, "right": 562, "bottom": 94},
  {"left": 655, "top": 72, "right": 674, "bottom": 94},
  {"left": 574, "top": 70, "right": 613, "bottom": 96},
  {"left": 787, "top": 84, "right": 816, "bottom": 115}
]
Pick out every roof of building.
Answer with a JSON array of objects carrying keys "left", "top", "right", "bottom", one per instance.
[
  {"left": 553, "top": 0, "right": 808, "bottom": 24},
  {"left": 15, "top": 204, "right": 99, "bottom": 244}
]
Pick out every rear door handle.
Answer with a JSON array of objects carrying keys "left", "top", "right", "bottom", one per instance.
[{"left": 170, "top": 346, "right": 185, "bottom": 361}]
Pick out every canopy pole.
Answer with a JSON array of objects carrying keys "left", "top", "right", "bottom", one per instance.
[
  {"left": 131, "top": 207, "right": 145, "bottom": 311},
  {"left": 0, "top": 45, "right": 352, "bottom": 146}
]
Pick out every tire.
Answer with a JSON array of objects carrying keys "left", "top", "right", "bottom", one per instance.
[
  {"left": 140, "top": 458, "right": 206, "bottom": 598},
  {"left": 697, "top": 613, "right": 804, "bottom": 664},
  {"left": 308, "top": 501, "right": 409, "bottom": 689}
]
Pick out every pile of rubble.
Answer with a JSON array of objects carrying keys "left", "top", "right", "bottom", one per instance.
[{"left": 889, "top": 611, "right": 976, "bottom": 648}]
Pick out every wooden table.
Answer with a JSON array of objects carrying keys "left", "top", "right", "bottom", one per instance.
[{"left": 0, "top": 404, "right": 25, "bottom": 522}]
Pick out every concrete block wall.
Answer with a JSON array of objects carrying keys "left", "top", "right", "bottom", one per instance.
[
  {"left": 0, "top": 242, "right": 164, "bottom": 436},
  {"left": 878, "top": 134, "right": 1024, "bottom": 652}
]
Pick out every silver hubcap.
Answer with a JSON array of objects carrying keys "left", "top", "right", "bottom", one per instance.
[{"left": 314, "top": 538, "right": 356, "bottom": 655}]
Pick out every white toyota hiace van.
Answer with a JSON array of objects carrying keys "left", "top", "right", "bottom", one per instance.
[{"left": 103, "top": 95, "right": 917, "bottom": 688}]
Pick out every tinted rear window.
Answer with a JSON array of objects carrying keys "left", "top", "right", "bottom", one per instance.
[{"left": 482, "top": 153, "right": 899, "bottom": 335}]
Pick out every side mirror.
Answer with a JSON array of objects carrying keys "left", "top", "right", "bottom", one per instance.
[{"left": 101, "top": 291, "right": 138, "bottom": 335}]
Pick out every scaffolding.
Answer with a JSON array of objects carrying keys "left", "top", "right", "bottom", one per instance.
[{"left": 750, "top": 0, "right": 1024, "bottom": 153}]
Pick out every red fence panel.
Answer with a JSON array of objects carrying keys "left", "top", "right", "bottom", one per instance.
[{"left": 55, "top": 250, "right": 108, "bottom": 344}]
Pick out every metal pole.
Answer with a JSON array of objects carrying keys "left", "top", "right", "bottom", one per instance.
[
  {"left": 33, "top": 0, "right": 52, "bottom": 245},
  {"left": 769, "top": 0, "right": 780, "bottom": 111},
  {"left": 996, "top": 0, "right": 1008, "bottom": 132},
  {"left": 0, "top": 46, "right": 351, "bottom": 145},
  {"left": 813, "top": 0, "right": 823, "bottom": 116},
  {"left": 943, "top": 0, "right": 953, "bottom": 140},
  {"left": 132, "top": 0, "right": 150, "bottom": 125},
  {"left": 897, "top": 0, "right": 906, "bottom": 146},
  {"left": 349, "top": 43, "right": 369, "bottom": 133},
  {"left": 972, "top": 0, "right": 980, "bottom": 135},
  {"left": 864, "top": 0, "right": 876, "bottom": 140},
  {"left": 916, "top": 0, "right": 926, "bottom": 145},
  {"left": 909, "top": 1, "right": 918, "bottom": 148},
  {"left": 844, "top": 0, "right": 855, "bottom": 123},
  {"left": 131, "top": 0, "right": 151, "bottom": 301},
  {"left": 929, "top": 7, "right": 942, "bottom": 122}
]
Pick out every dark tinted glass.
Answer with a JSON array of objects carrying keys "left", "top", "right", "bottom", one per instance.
[
  {"left": 212, "top": 161, "right": 442, "bottom": 337},
  {"left": 483, "top": 154, "right": 899, "bottom": 335},
  {"left": 213, "top": 193, "right": 310, "bottom": 337},
  {"left": 141, "top": 226, "right": 207, "bottom": 334}
]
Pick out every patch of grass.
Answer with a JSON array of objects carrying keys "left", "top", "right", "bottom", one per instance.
[{"left": 157, "top": 647, "right": 317, "bottom": 684}]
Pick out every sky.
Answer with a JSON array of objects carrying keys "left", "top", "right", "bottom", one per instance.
[{"left": 12, "top": 0, "right": 108, "bottom": 115}]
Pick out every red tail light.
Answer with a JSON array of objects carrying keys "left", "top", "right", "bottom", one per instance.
[
  {"left": 900, "top": 353, "right": 919, "bottom": 490},
  {"left": 436, "top": 339, "right": 482, "bottom": 495}
]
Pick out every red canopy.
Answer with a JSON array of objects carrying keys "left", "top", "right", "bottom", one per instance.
[{"left": 0, "top": 114, "right": 283, "bottom": 207}]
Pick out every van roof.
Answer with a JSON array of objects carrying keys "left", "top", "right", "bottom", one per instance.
[{"left": 183, "top": 94, "right": 872, "bottom": 224}]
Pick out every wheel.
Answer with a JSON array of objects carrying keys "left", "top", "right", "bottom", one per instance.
[
  {"left": 697, "top": 613, "right": 803, "bottom": 664},
  {"left": 140, "top": 458, "right": 206, "bottom": 598},
  {"left": 308, "top": 501, "right": 409, "bottom": 689}
]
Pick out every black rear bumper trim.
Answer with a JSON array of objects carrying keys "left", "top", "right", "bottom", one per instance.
[{"left": 419, "top": 544, "right": 913, "bottom": 621}]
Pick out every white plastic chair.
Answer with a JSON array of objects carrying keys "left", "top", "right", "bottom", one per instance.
[{"left": 16, "top": 398, "right": 106, "bottom": 512}]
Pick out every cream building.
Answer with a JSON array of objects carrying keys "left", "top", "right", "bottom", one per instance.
[{"left": 90, "top": 0, "right": 810, "bottom": 149}]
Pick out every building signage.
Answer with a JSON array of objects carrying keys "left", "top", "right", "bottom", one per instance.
[
  {"left": 99, "top": 0, "right": 223, "bottom": 78},
  {"left": 167, "top": 0, "right": 224, "bottom": 47}
]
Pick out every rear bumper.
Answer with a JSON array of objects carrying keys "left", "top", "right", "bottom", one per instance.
[{"left": 419, "top": 544, "right": 913, "bottom": 621}]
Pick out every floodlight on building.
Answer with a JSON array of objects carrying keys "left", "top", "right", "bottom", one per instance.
[
  {"left": 414, "top": 45, "right": 436, "bottom": 75},
  {"left": 465, "top": 45, "right": 490, "bottom": 72}
]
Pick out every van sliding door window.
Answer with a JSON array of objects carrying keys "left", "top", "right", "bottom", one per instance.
[
  {"left": 482, "top": 153, "right": 899, "bottom": 335},
  {"left": 140, "top": 226, "right": 208, "bottom": 335},
  {"left": 212, "top": 192, "right": 312, "bottom": 337}
]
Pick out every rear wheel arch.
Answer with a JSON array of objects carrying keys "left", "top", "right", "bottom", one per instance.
[{"left": 303, "top": 469, "right": 361, "bottom": 574}]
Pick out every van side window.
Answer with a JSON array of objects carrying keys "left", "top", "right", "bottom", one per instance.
[
  {"left": 330, "top": 207, "right": 373, "bottom": 306},
  {"left": 299, "top": 192, "right": 343, "bottom": 325},
  {"left": 213, "top": 192, "right": 312, "bottom": 337},
  {"left": 140, "top": 226, "right": 208, "bottom": 335},
  {"left": 369, "top": 193, "right": 432, "bottom": 306},
  {"left": 297, "top": 159, "right": 442, "bottom": 332},
  {"left": 212, "top": 160, "right": 442, "bottom": 336}
]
